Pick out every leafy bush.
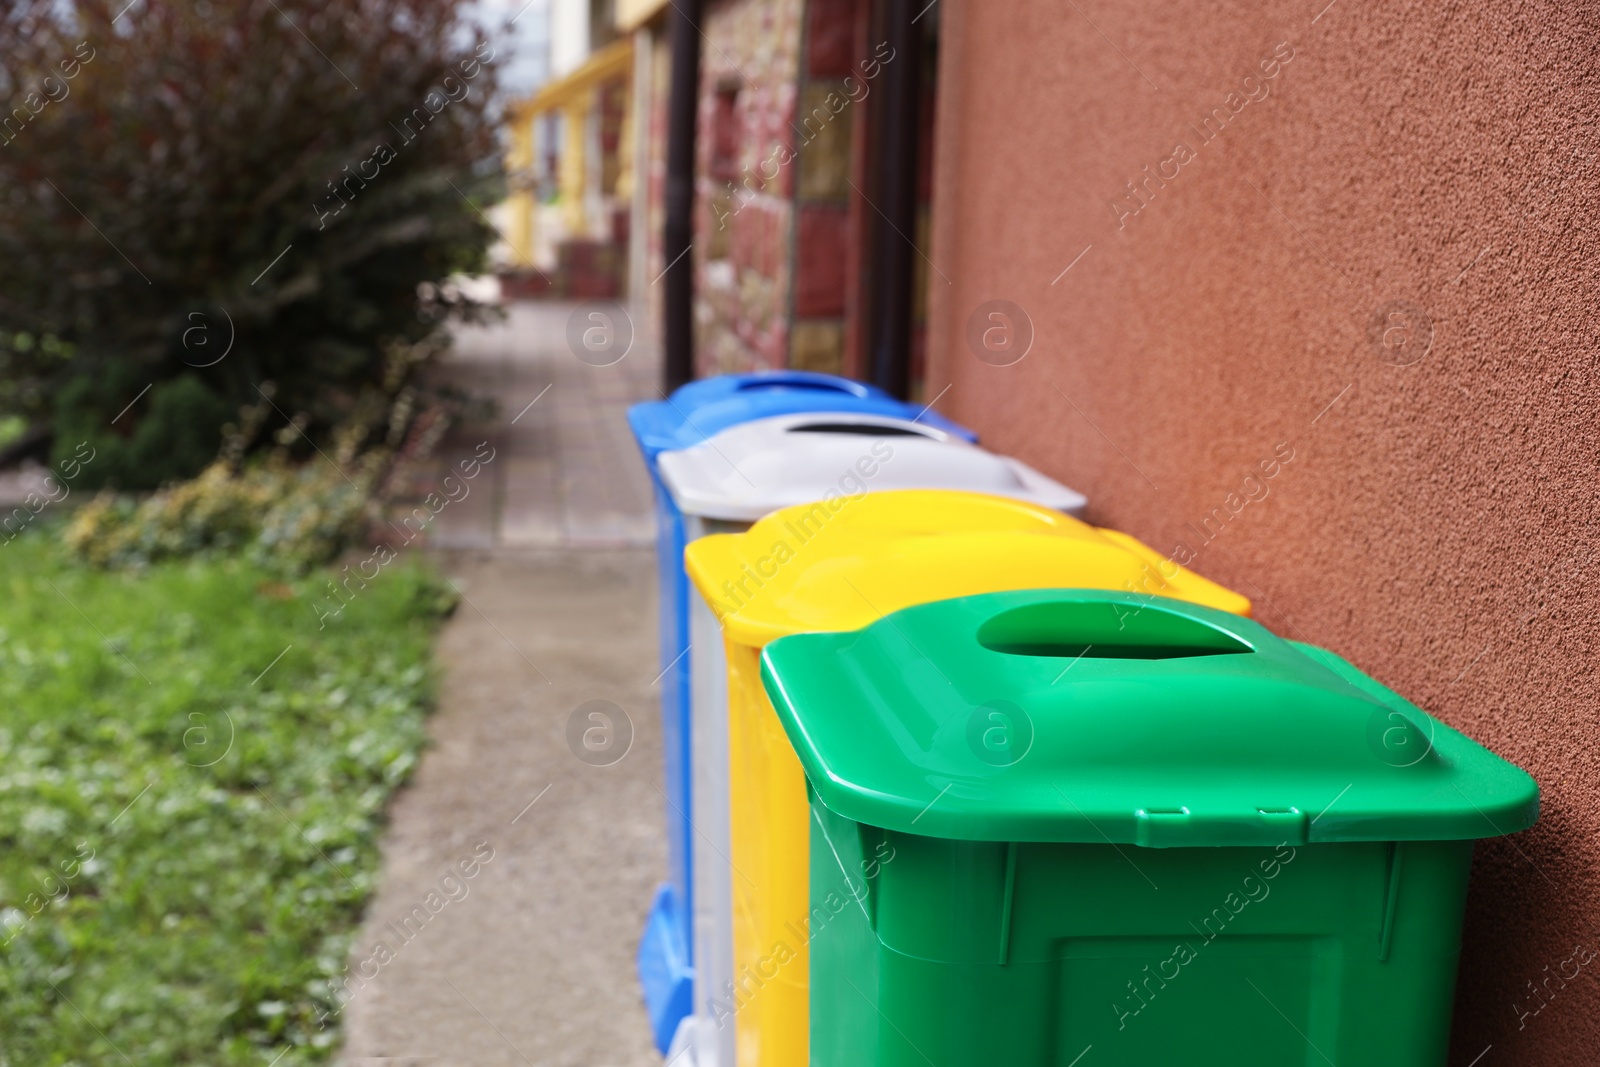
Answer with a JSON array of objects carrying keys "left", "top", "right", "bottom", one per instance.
[
  {"left": 0, "top": 528, "right": 454, "bottom": 1063},
  {"left": 0, "top": 415, "right": 23, "bottom": 451},
  {"left": 0, "top": 0, "right": 505, "bottom": 487},
  {"left": 57, "top": 373, "right": 236, "bottom": 490},
  {"left": 65, "top": 456, "right": 382, "bottom": 571}
]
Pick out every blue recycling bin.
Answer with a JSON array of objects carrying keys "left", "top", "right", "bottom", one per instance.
[{"left": 625, "top": 371, "right": 974, "bottom": 1053}]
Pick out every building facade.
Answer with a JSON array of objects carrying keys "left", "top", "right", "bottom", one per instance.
[
  {"left": 689, "top": 0, "right": 938, "bottom": 391},
  {"left": 503, "top": 0, "right": 939, "bottom": 392},
  {"left": 501, "top": 0, "right": 643, "bottom": 300}
]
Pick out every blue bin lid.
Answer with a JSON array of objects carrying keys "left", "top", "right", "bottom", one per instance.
[{"left": 626, "top": 371, "right": 977, "bottom": 462}]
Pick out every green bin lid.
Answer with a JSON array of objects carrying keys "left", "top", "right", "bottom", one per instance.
[{"left": 759, "top": 589, "right": 1538, "bottom": 847}]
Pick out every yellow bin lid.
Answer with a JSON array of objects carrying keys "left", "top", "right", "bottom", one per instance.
[{"left": 684, "top": 489, "right": 1250, "bottom": 647}]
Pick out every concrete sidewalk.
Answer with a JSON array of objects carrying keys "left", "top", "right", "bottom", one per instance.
[
  {"left": 414, "top": 301, "right": 657, "bottom": 551},
  {"left": 340, "top": 303, "right": 666, "bottom": 1066}
]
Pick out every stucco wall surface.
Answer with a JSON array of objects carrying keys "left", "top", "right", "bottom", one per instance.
[{"left": 927, "top": 2, "right": 1600, "bottom": 1063}]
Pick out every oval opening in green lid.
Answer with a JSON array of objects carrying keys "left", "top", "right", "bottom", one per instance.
[{"left": 976, "top": 600, "right": 1253, "bottom": 660}]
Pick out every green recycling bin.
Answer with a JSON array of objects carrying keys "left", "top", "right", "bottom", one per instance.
[{"left": 759, "top": 589, "right": 1539, "bottom": 1066}]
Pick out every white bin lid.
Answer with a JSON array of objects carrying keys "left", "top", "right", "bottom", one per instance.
[{"left": 656, "top": 412, "right": 1088, "bottom": 521}]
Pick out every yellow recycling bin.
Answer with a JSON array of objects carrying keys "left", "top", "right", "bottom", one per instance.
[{"left": 682, "top": 489, "right": 1251, "bottom": 1067}]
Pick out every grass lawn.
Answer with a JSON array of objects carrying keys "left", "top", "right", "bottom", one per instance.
[{"left": 0, "top": 525, "right": 453, "bottom": 1064}]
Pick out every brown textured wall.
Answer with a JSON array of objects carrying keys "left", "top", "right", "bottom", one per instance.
[{"left": 927, "top": 1, "right": 1600, "bottom": 1063}]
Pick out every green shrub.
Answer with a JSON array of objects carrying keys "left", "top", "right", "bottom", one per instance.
[
  {"left": 64, "top": 456, "right": 381, "bottom": 572},
  {"left": 56, "top": 374, "right": 235, "bottom": 490},
  {"left": 0, "top": 415, "right": 23, "bottom": 450},
  {"left": 0, "top": 0, "right": 504, "bottom": 484}
]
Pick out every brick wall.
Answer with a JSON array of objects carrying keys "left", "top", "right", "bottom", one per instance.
[
  {"left": 641, "top": 28, "right": 671, "bottom": 347},
  {"left": 789, "top": 0, "right": 866, "bottom": 377},
  {"left": 693, "top": 0, "right": 804, "bottom": 376}
]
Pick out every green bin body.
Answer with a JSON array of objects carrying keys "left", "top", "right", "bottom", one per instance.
[{"left": 759, "top": 590, "right": 1539, "bottom": 1067}]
